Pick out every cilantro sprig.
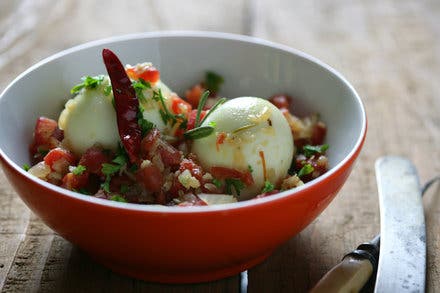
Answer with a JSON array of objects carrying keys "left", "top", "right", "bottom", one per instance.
[
  {"left": 205, "top": 71, "right": 224, "bottom": 93},
  {"left": 298, "top": 164, "right": 314, "bottom": 178},
  {"left": 261, "top": 181, "right": 275, "bottom": 193},
  {"left": 71, "top": 75, "right": 105, "bottom": 95},
  {"left": 225, "top": 178, "right": 245, "bottom": 196},
  {"left": 302, "top": 144, "right": 329, "bottom": 157},
  {"left": 72, "top": 165, "right": 86, "bottom": 175},
  {"left": 101, "top": 148, "right": 128, "bottom": 193}
]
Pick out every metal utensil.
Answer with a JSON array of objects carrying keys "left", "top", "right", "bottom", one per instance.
[{"left": 310, "top": 156, "right": 436, "bottom": 293}]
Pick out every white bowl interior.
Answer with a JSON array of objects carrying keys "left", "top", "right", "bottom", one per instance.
[{"left": 0, "top": 32, "right": 365, "bottom": 191}]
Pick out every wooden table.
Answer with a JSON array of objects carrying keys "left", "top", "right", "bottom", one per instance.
[{"left": 1, "top": 0, "right": 439, "bottom": 292}]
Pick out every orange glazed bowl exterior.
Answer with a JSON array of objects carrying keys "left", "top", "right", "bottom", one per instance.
[{"left": 0, "top": 32, "right": 366, "bottom": 283}]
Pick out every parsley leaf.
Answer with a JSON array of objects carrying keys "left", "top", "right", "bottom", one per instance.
[
  {"left": 23, "top": 164, "right": 30, "bottom": 171},
  {"left": 212, "top": 178, "right": 222, "bottom": 188},
  {"left": 205, "top": 71, "right": 224, "bottom": 93},
  {"left": 302, "top": 144, "right": 329, "bottom": 157},
  {"left": 298, "top": 164, "right": 314, "bottom": 177},
  {"left": 100, "top": 150, "right": 128, "bottom": 193},
  {"left": 225, "top": 178, "right": 245, "bottom": 196},
  {"left": 103, "top": 85, "right": 112, "bottom": 96},
  {"left": 261, "top": 181, "right": 274, "bottom": 193},
  {"left": 248, "top": 165, "right": 253, "bottom": 173},
  {"left": 109, "top": 195, "right": 127, "bottom": 202},
  {"left": 72, "top": 165, "right": 86, "bottom": 175},
  {"left": 132, "top": 79, "right": 151, "bottom": 103},
  {"left": 71, "top": 75, "right": 105, "bottom": 94}
]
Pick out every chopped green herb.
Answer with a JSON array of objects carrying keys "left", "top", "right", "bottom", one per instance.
[
  {"left": 37, "top": 147, "right": 49, "bottom": 157},
  {"left": 261, "top": 181, "right": 275, "bottom": 193},
  {"left": 78, "top": 188, "right": 91, "bottom": 195},
  {"left": 103, "top": 85, "right": 112, "bottom": 96},
  {"left": 109, "top": 195, "right": 127, "bottom": 202},
  {"left": 298, "top": 164, "right": 314, "bottom": 177},
  {"left": 132, "top": 79, "right": 151, "bottom": 103},
  {"left": 138, "top": 117, "right": 155, "bottom": 136},
  {"left": 72, "top": 165, "right": 86, "bottom": 175},
  {"left": 205, "top": 71, "right": 224, "bottom": 93},
  {"left": 248, "top": 165, "right": 253, "bottom": 173},
  {"left": 302, "top": 144, "right": 329, "bottom": 157},
  {"left": 71, "top": 75, "right": 105, "bottom": 95},
  {"left": 208, "top": 121, "right": 217, "bottom": 127},
  {"left": 212, "top": 178, "right": 223, "bottom": 188},
  {"left": 102, "top": 163, "right": 121, "bottom": 176},
  {"left": 225, "top": 178, "right": 245, "bottom": 196},
  {"left": 183, "top": 126, "right": 214, "bottom": 140},
  {"left": 195, "top": 91, "right": 210, "bottom": 127},
  {"left": 23, "top": 164, "right": 30, "bottom": 171},
  {"left": 101, "top": 176, "right": 112, "bottom": 193},
  {"left": 120, "top": 184, "right": 129, "bottom": 194}
]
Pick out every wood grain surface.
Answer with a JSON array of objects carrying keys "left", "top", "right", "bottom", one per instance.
[{"left": 1, "top": 0, "right": 439, "bottom": 292}]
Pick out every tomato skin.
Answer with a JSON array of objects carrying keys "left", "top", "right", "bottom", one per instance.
[
  {"left": 126, "top": 65, "right": 160, "bottom": 83},
  {"left": 185, "top": 83, "right": 205, "bottom": 108},
  {"left": 78, "top": 146, "right": 111, "bottom": 176},
  {"left": 30, "top": 117, "right": 63, "bottom": 159},
  {"left": 170, "top": 95, "right": 192, "bottom": 116},
  {"left": 186, "top": 110, "right": 207, "bottom": 130},
  {"left": 269, "top": 94, "right": 292, "bottom": 109},
  {"left": 137, "top": 164, "right": 163, "bottom": 192},
  {"left": 44, "top": 148, "right": 76, "bottom": 173},
  {"left": 210, "top": 166, "right": 254, "bottom": 186},
  {"left": 61, "top": 172, "right": 89, "bottom": 190},
  {"left": 157, "top": 141, "right": 182, "bottom": 168}
]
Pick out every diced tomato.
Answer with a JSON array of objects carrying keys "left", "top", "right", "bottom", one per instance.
[
  {"left": 180, "top": 159, "right": 204, "bottom": 181},
  {"left": 170, "top": 95, "right": 192, "bottom": 116},
  {"left": 269, "top": 94, "right": 292, "bottom": 109},
  {"left": 30, "top": 117, "right": 63, "bottom": 156},
  {"left": 311, "top": 122, "right": 327, "bottom": 145},
  {"left": 126, "top": 64, "right": 160, "bottom": 83},
  {"left": 186, "top": 109, "right": 207, "bottom": 130},
  {"left": 137, "top": 164, "right": 163, "bottom": 192},
  {"left": 185, "top": 83, "right": 205, "bottom": 108},
  {"left": 210, "top": 166, "right": 254, "bottom": 186},
  {"left": 44, "top": 148, "right": 76, "bottom": 173},
  {"left": 157, "top": 140, "right": 182, "bottom": 167},
  {"left": 79, "top": 146, "right": 111, "bottom": 176},
  {"left": 61, "top": 172, "right": 89, "bottom": 191}
]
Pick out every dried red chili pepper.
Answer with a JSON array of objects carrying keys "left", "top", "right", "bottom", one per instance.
[{"left": 102, "top": 48, "right": 141, "bottom": 164}]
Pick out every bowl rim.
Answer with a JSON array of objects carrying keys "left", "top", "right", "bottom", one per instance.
[{"left": 0, "top": 30, "right": 367, "bottom": 213}]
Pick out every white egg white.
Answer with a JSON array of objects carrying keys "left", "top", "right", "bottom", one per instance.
[{"left": 191, "top": 97, "right": 294, "bottom": 200}]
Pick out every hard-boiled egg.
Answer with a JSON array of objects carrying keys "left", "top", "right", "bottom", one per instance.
[{"left": 191, "top": 97, "right": 294, "bottom": 200}]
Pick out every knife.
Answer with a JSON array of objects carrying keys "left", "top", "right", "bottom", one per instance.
[
  {"left": 310, "top": 156, "right": 427, "bottom": 293},
  {"left": 374, "top": 156, "right": 426, "bottom": 292}
]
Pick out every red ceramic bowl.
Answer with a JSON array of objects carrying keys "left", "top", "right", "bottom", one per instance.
[{"left": 0, "top": 32, "right": 366, "bottom": 283}]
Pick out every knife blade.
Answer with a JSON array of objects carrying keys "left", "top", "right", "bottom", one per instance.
[{"left": 374, "top": 156, "right": 426, "bottom": 292}]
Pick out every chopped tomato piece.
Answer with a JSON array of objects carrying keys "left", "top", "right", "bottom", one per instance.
[
  {"left": 269, "top": 94, "right": 292, "bottom": 109},
  {"left": 78, "top": 146, "right": 111, "bottom": 175},
  {"left": 61, "top": 172, "right": 89, "bottom": 190},
  {"left": 186, "top": 109, "right": 207, "bottom": 130},
  {"left": 137, "top": 164, "right": 163, "bottom": 192},
  {"left": 44, "top": 148, "right": 76, "bottom": 173},
  {"left": 210, "top": 166, "right": 254, "bottom": 186},
  {"left": 141, "top": 128, "right": 160, "bottom": 157},
  {"left": 180, "top": 159, "right": 204, "bottom": 181},
  {"left": 185, "top": 83, "right": 205, "bottom": 108},
  {"left": 157, "top": 140, "right": 182, "bottom": 167},
  {"left": 170, "top": 95, "right": 192, "bottom": 116},
  {"left": 30, "top": 117, "right": 63, "bottom": 156},
  {"left": 126, "top": 64, "right": 160, "bottom": 83}
]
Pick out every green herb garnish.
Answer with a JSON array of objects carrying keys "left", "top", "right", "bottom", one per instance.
[
  {"left": 195, "top": 91, "right": 210, "bottom": 128},
  {"left": 71, "top": 75, "right": 105, "bottom": 95},
  {"left": 183, "top": 126, "right": 215, "bottom": 140},
  {"left": 225, "top": 178, "right": 245, "bottom": 196},
  {"left": 198, "top": 97, "right": 226, "bottom": 126},
  {"left": 212, "top": 178, "right": 223, "bottom": 188},
  {"left": 23, "top": 164, "right": 30, "bottom": 171},
  {"left": 103, "top": 85, "right": 112, "bottom": 96},
  {"left": 298, "top": 164, "right": 314, "bottom": 177},
  {"left": 100, "top": 149, "right": 128, "bottom": 193},
  {"left": 72, "top": 165, "right": 86, "bottom": 175},
  {"left": 261, "top": 181, "right": 275, "bottom": 193},
  {"left": 248, "top": 165, "right": 253, "bottom": 173},
  {"left": 138, "top": 117, "right": 155, "bottom": 136},
  {"left": 132, "top": 78, "right": 151, "bottom": 103},
  {"left": 302, "top": 144, "right": 329, "bottom": 157},
  {"left": 109, "top": 195, "right": 127, "bottom": 202},
  {"left": 205, "top": 71, "right": 224, "bottom": 93}
]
